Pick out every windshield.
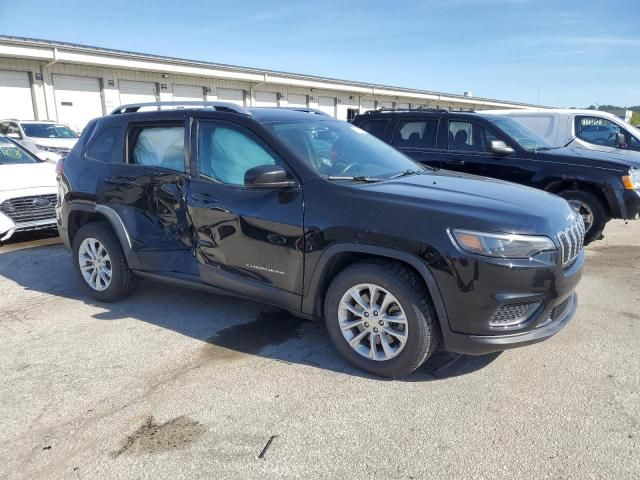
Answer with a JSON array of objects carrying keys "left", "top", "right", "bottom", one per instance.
[
  {"left": 0, "top": 137, "right": 39, "bottom": 165},
  {"left": 483, "top": 115, "right": 554, "bottom": 151},
  {"left": 266, "top": 120, "right": 423, "bottom": 179},
  {"left": 22, "top": 123, "right": 78, "bottom": 139}
]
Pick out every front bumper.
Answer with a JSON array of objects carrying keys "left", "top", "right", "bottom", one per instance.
[
  {"left": 620, "top": 189, "right": 640, "bottom": 220},
  {"left": 441, "top": 291, "right": 577, "bottom": 355}
]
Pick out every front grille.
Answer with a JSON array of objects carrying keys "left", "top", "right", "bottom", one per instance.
[
  {"left": 557, "top": 217, "right": 585, "bottom": 265},
  {"left": 0, "top": 194, "right": 57, "bottom": 225},
  {"left": 550, "top": 296, "right": 572, "bottom": 321},
  {"left": 489, "top": 301, "right": 541, "bottom": 327}
]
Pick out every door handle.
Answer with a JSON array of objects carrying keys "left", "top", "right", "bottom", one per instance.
[
  {"left": 446, "top": 158, "right": 465, "bottom": 166},
  {"left": 191, "top": 193, "right": 218, "bottom": 204},
  {"left": 104, "top": 175, "right": 138, "bottom": 186}
]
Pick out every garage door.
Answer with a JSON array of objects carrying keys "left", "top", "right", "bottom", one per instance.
[
  {"left": 361, "top": 100, "right": 376, "bottom": 112},
  {"left": 173, "top": 84, "right": 204, "bottom": 102},
  {"left": 318, "top": 96, "right": 336, "bottom": 117},
  {"left": 53, "top": 75, "right": 103, "bottom": 131},
  {"left": 0, "top": 71, "right": 35, "bottom": 120},
  {"left": 119, "top": 80, "right": 157, "bottom": 106},
  {"left": 287, "top": 94, "right": 307, "bottom": 108},
  {"left": 254, "top": 91, "right": 278, "bottom": 107},
  {"left": 379, "top": 101, "right": 393, "bottom": 109},
  {"left": 217, "top": 88, "right": 244, "bottom": 106},
  {"left": 396, "top": 102, "right": 410, "bottom": 110}
]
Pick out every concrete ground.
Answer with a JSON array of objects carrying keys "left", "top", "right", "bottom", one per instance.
[{"left": 0, "top": 221, "right": 638, "bottom": 479}]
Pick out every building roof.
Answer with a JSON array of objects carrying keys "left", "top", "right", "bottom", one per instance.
[{"left": 0, "top": 36, "right": 548, "bottom": 110}]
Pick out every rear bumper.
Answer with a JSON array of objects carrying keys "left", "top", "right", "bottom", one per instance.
[{"left": 442, "top": 292, "right": 577, "bottom": 355}]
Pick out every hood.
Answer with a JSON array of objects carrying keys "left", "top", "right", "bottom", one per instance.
[
  {"left": 0, "top": 162, "right": 57, "bottom": 191},
  {"left": 27, "top": 137, "right": 78, "bottom": 149},
  {"left": 536, "top": 146, "right": 640, "bottom": 170},
  {"left": 359, "top": 170, "right": 575, "bottom": 236}
]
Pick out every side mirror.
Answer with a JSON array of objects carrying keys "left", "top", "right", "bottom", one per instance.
[
  {"left": 614, "top": 132, "right": 628, "bottom": 148},
  {"left": 6, "top": 132, "right": 21, "bottom": 140},
  {"left": 244, "top": 165, "right": 298, "bottom": 189},
  {"left": 488, "top": 139, "right": 514, "bottom": 156}
]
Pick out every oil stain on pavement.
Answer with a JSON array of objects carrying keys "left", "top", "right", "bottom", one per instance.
[{"left": 113, "top": 416, "right": 207, "bottom": 457}]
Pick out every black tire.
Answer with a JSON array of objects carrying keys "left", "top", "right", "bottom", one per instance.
[
  {"left": 72, "top": 222, "right": 136, "bottom": 302},
  {"left": 324, "top": 260, "right": 439, "bottom": 378},
  {"left": 557, "top": 190, "right": 607, "bottom": 245}
]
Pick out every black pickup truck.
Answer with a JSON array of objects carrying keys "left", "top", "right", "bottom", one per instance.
[{"left": 353, "top": 109, "right": 640, "bottom": 243}]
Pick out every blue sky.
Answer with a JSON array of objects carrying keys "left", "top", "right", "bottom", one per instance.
[{"left": 1, "top": 0, "right": 638, "bottom": 107}]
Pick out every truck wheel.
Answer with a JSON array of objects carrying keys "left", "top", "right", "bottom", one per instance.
[
  {"left": 72, "top": 222, "right": 136, "bottom": 302},
  {"left": 324, "top": 260, "right": 439, "bottom": 377},
  {"left": 558, "top": 190, "right": 607, "bottom": 245}
]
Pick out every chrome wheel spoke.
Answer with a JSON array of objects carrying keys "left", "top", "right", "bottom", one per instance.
[
  {"left": 369, "top": 334, "right": 378, "bottom": 359},
  {"left": 340, "top": 318, "right": 365, "bottom": 331},
  {"left": 349, "top": 329, "right": 369, "bottom": 348},
  {"left": 349, "top": 288, "right": 370, "bottom": 311},
  {"left": 383, "top": 326, "right": 407, "bottom": 345},
  {"left": 382, "top": 313, "right": 407, "bottom": 325},
  {"left": 340, "top": 301, "right": 363, "bottom": 317},
  {"left": 380, "top": 332, "right": 394, "bottom": 357}
]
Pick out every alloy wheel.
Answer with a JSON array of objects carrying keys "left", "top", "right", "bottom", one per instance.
[
  {"left": 338, "top": 283, "right": 408, "bottom": 361},
  {"left": 78, "top": 237, "right": 113, "bottom": 291},
  {"left": 567, "top": 199, "right": 594, "bottom": 233}
]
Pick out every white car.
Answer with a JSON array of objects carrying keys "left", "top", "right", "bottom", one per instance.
[
  {"left": 0, "top": 119, "right": 79, "bottom": 163},
  {"left": 0, "top": 136, "right": 57, "bottom": 242},
  {"left": 483, "top": 109, "right": 640, "bottom": 155}
]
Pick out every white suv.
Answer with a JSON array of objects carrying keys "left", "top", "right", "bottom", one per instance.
[
  {"left": 0, "top": 120, "right": 79, "bottom": 163},
  {"left": 483, "top": 109, "right": 640, "bottom": 155}
]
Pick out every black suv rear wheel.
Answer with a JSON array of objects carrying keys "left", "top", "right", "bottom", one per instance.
[
  {"left": 72, "top": 222, "right": 136, "bottom": 302},
  {"left": 324, "top": 260, "right": 439, "bottom": 377}
]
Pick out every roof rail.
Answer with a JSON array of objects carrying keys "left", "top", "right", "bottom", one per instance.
[
  {"left": 277, "top": 107, "right": 332, "bottom": 117},
  {"left": 109, "top": 101, "right": 252, "bottom": 116},
  {"left": 365, "top": 107, "right": 451, "bottom": 114}
]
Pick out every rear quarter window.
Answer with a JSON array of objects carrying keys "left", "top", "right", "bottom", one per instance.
[
  {"left": 85, "top": 125, "right": 122, "bottom": 162},
  {"left": 356, "top": 119, "right": 390, "bottom": 140}
]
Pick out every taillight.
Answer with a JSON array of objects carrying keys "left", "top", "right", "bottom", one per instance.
[{"left": 55, "top": 157, "right": 64, "bottom": 176}]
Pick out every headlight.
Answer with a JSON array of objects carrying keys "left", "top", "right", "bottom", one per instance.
[
  {"left": 450, "top": 229, "right": 556, "bottom": 259},
  {"left": 622, "top": 168, "right": 640, "bottom": 190}
]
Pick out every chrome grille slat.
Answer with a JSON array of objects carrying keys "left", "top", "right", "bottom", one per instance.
[
  {"left": 0, "top": 194, "right": 56, "bottom": 225},
  {"left": 557, "top": 216, "right": 585, "bottom": 267}
]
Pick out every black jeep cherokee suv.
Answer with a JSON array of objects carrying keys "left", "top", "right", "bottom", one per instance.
[
  {"left": 352, "top": 109, "right": 640, "bottom": 244},
  {"left": 57, "top": 102, "right": 584, "bottom": 377}
]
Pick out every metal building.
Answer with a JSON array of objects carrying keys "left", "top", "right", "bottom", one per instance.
[{"left": 0, "top": 36, "right": 542, "bottom": 132}]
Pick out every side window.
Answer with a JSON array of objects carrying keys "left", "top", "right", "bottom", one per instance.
[
  {"left": 6, "top": 123, "right": 21, "bottom": 137},
  {"left": 629, "top": 135, "right": 640, "bottom": 150},
  {"left": 575, "top": 116, "right": 622, "bottom": 147},
  {"left": 0, "top": 122, "right": 8, "bottom": 134},
  {"left": 86, "top": 126, "right": 120, "bottom": 162},
  {"left": 130, "top": 125, "right": 185, "bottom": 172},
  {"left": 392, "top": 120, "right": 438, "bottom": 149},
  {"left": 197, "top": 121, "right": 279, "bottom": 186},
  {"left": 448, "top": 121, "right": 492, "bottom": 152},
  {"left": 357, "top": 119, "right": 390, "bottom": 140}
]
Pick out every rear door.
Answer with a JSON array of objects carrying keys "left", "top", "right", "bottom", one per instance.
[
  {"left": 389, "top": 117, "right": 441, "bottom": 168},
  {"left": 186, "top": 115, "right": 304, "bottom": 308},
  {"left": 94, "top": 117, "right": 194, "bottom": 274}
]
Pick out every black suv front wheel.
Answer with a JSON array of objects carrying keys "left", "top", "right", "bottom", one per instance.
[
  {"left": 324, "top": 260, "right": 439, "bottom": 377},
  {"left": 72, "top": 222, "right": 136, "bottom": 302}
]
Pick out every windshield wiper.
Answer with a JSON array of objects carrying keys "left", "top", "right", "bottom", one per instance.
[
  {"left": 326, "top": 175, "right": 382, "bottom": 183},
  {"left": 389, "top": 169, "right": 424, "bottom": 179}
]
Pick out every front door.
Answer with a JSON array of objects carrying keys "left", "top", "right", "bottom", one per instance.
[{"left": 186, "top": 117, "right": 305, "bottom": 309}]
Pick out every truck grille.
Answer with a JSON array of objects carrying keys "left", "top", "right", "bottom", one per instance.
[
  {"left": 557, "top": 217, "right": 585, "bottom": 265},
  {"left": 0, "top": 194, "right": 57, "bottom": 226}
]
